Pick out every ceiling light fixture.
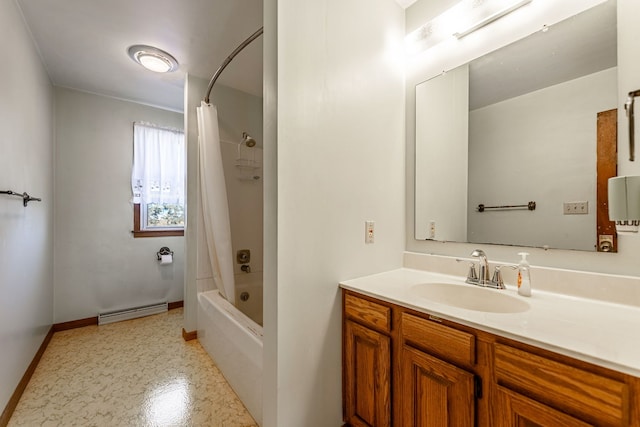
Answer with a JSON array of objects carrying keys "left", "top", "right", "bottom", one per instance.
[{"left": 127, "top": 45, "right": 179, "bottom": 73}]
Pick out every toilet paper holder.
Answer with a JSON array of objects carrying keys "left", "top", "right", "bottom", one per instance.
[{"left": 157, "top": 247, "right": 174, "bottom": 261}]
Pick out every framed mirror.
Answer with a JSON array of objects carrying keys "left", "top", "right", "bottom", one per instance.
[{"left": 414, "top": 0, "right": 617, "bottom": 252}]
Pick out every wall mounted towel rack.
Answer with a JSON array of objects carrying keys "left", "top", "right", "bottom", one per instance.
[
  {"left": 477, "top": 201, "right": 536, "bottom": 212},
  {"left": 1, "top": 190, "right": 42, "bottom": 207},
  {"left": 624, "top": 89, "right": 640, "bottom": 161}
]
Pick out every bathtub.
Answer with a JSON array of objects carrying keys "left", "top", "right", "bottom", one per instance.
[{"left": 197, "top": 289, "right": 263, "bottom": 425}]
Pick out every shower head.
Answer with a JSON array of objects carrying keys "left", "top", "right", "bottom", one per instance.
[{"left": 242, "top": 132, "right": 257, "bottom": 147}]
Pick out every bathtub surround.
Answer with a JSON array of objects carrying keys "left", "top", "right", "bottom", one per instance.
[
  {"left": 236, "top": 271, "right": 264, "bottom": 325},
  {"left": 0, "top": 0, "right": 54, "bottom": 417}
]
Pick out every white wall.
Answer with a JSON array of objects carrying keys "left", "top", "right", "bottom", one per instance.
[
  {"left": 0, "top": 0, "right": 54, "bottom": 412},
  {"left": 271, "top": 0, "right": 405, "bottom": 425},
  {"left": 54, "top": 88, "right": 184, "bottom": 323},
  {"left": 184, "top": 77, "right": 264, "bottom": 332},
  {"left": 406, "top": 0, "right": 640, "bottom": 277},
  {"left": 468, "top": 68, "right": 617, "bottom": 250}
]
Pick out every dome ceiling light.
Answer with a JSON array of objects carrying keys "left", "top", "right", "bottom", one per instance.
[{"left": 127, "top": 45, "right": 179, "bottom": 73}]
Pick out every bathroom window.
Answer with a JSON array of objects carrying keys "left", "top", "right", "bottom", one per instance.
[{"left": 131, "top": 122, "right": 185, "bottom": 238}]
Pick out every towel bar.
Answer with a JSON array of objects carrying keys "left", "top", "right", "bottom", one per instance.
[{"left": 1, "top": 190, "right": 42, "bottom": 207}]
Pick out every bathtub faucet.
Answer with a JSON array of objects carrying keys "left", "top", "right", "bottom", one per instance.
[{"left": 241, "top": 264, "right": 251, "bottom": 273}]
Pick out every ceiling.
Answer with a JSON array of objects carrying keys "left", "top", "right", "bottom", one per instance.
[
  {"left": 16, "top": 0, "right": 264, "bottom": 112},
  {"left": 13, "top": 0, "right": 440, "bottom": 114}
]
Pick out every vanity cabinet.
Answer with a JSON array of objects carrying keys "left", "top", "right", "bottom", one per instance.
[
  {"left": 400, "top": 312, "right": 479, "bottom": 426},
  {"left": 493, "top": 342, "right": 631, "bottom": 426},
  {"left": 401, "top": 344, "right": 475, "bottom": 426},
  {"left": 342, "top": 289, "right": 640, "bottom": 427},
  {"left": 343, "top": 293, "right": 392, "bottom": 427}
]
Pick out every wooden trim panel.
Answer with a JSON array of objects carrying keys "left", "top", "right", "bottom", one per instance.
[
  {"left": 182, "top": 328, "right": 197, "bottom": 341},
  {"left": 168, "top": 300, "right": 184, "bottom": 310},
  {"left": 0, "top": 326, "right": 54, "bottom": 427},
  {"left": 596, "top": 108, "right": 618, "bottom": 252},
  {"left": 52, "top": 316, "right": 98, "bottom": 332}
]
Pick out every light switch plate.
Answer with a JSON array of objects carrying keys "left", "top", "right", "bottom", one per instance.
[{"left": 365, "top": 221, "right": 375, "bottom": 244}]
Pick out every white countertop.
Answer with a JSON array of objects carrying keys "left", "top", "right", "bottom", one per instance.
[{"left": 340, "top": 268, "right": 640, "bottom": 377}]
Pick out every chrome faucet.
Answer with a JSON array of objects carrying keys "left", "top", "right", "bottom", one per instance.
[
  {"left": 459, "top": 249, "right": 516, "bottom": 290},
  {"left": 470, "top": 249, "right": 490, "bottom": 286}
]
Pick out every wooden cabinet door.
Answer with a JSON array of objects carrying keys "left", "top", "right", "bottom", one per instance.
[
  {"left": 401, "top": 345, "right": 475, "bottom": 427},
  {"left": 496, "top": 386, "right": 593, "bottom": 427},
  {"left": 344, "top": 320, "right": 391, "bottom": 427}
]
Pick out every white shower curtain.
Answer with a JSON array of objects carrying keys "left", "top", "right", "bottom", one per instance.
[{"left": 196, "top": 101, "right": 236, "bottom": 305}]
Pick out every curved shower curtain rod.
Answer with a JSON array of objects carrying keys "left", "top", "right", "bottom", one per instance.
[{"left": 203, "top": 27, "right": 264, "bottom": 104}]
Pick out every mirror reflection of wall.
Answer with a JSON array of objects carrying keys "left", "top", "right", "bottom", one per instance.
[{"left": 414, "top": 0, "right": 617, "bottom": 251}]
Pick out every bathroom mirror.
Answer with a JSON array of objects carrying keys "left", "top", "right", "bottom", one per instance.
[{"left": 414, "top": 0, "right": 617, "bottom": 251}]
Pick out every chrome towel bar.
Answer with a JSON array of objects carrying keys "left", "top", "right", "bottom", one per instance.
[
  {"left": 477, "top": 201, "right": 536, "bottom": 212},
  {"left": 624, "top": 89, "right": 640, "bottom": 161},
  {"left": 1, "top": 190, "right": 42, "bottom": 207}
]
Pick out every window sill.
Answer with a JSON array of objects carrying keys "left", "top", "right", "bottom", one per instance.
[{"left": 132, "top": 229, "right": 184, "bottom": 238}]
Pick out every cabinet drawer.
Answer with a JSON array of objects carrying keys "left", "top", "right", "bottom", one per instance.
[
  {"left": 344, "top": 292, "right": 391, "bottom": 333},
  {"left": 494, "top": 343, "right": 629, "bottom": 426},
  {"left": 496, "top": 385, "right": 593, "bottom": 427},
  {"left": 402, "top": 312, "right": 476, "bottom": 367}
]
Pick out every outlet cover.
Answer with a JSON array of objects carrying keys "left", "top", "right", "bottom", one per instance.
[{"left": 563, "top": 201, "right": 588, "bottom": 215}]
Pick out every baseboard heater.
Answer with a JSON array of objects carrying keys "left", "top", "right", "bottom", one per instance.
[{"left": 98, "top": 302, "right": 168, "bottom": 325}]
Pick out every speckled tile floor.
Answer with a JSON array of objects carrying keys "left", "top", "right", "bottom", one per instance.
[{"left": 8, "top": 308, "right": 257, "bottom": 427}]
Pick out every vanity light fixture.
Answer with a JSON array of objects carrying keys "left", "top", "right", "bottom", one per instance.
[
  {"left": 453, "top": 0, "right": 533, "bottom": 39},
  {"left": 128, "top": 45, "right": 179, "bottom": 73},
  {"left": 406, "top": 0, "right": 533, "bottom": 54}
]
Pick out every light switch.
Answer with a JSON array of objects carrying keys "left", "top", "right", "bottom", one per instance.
[{"left": 365, "top": 221, "right": 375, "bottom": 244}]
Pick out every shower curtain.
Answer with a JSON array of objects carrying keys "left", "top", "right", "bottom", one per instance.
[{"left": 196, "top": 101, "right": 236, "bottom": 305}]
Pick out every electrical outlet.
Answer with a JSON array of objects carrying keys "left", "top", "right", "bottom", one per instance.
[
  {"left": 365, "top": 220, "right": 375, "bottom": 244},
  {"left": 563, "top": 201, "right": 588, "bottom": 215}
]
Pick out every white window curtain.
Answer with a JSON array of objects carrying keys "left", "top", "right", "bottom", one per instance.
[{"left": 132, "top": 122, "right": 185, "bottom": 206}]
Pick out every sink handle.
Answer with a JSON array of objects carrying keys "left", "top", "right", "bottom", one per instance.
[
  {"left": 491, "top": 265, "right": 518, "bottom": 289},
  {"left": 456, "top": 258, "right": 478, "bottom": 284}
]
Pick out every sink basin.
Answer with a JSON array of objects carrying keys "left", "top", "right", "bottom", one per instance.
[{"left": 410, "top": 283, "right": 530, "bottom": 313}]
